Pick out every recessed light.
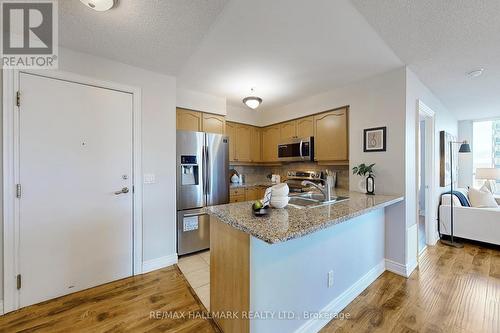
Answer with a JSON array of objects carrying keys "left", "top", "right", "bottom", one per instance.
[
  {"left": 467, "top": 68, "right": 484, "bottom": 78},
  {"left": 80, "top": 0, "right": 116, "bottom": 11}
]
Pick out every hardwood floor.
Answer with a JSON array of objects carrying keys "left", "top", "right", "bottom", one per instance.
[
  {"left": 321, "top": 242, "right": 500, "bottom": 333},
  {"left": 1, "top": 242, "right": 497, "bottom": 333},
  {"left": 0, "top": 266, "right": 220, "bottom": 333}
]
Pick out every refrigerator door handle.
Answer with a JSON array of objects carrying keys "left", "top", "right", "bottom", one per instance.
[
  {"left": 205, "top": 145, "right": 211, "bottom": 195},
  {"left": 202, "top": 145, "right": 207, "bottom": 195}
]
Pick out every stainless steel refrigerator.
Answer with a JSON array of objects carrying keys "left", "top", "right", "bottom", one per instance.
[{"left": 176, "top": 131, "right": 229, "bottom": 255}]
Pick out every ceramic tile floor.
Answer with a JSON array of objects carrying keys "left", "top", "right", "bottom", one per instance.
[{"left": 178, "top": 250, "right": 210, "bottom": 310}]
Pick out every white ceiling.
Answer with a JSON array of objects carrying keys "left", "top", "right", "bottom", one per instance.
[
  {"left": 59, "top": 0, "right": 229, "bottom": 75},
  {"left": 177, "top": 0, "right": 403, "bottom": 110},
  {"left": 59, "top": 0, "right": 402, "bottom": 112},
  {"left": 351, "top": 0, "right": 500, "bottom": 120}
]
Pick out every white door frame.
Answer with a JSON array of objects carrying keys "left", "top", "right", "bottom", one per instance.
[
  {"left": 416, "top": 100, "right": 438, "bottom": 251},
  {"left": 2, "top": 69, "right": 143, "bottom": 313}
]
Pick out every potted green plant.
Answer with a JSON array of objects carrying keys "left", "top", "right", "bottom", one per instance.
[{"left": 352, "top": 163, "right": 376, "bottom": 194}]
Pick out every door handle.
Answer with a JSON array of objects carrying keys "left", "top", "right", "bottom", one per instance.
[
  {"left": 205, "top": 146, "right": 211, "bottom": 195},
  {"left": 114, "top": 187, "right": 129, "bottom": 195}
]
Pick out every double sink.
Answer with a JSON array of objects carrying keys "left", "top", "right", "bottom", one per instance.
[{"left": 288, "top": 192, "right": 349, "bottom": 209}]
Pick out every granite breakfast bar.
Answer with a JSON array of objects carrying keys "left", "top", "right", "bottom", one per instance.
[{"left": 206, "top": 191, "right": 404, "bottom": 333}]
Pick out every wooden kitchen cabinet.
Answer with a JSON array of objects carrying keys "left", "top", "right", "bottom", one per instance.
[
  {"left": 245, "top": 188, "right": 260, "bottom": 201},
  {"left": 235, "top": 124, "right": 251, "bottom": 162},
  {"left": 226, "top": 122, "right": 237, "bottom": 162},
  {"left": 176, "top": 108, "right": 202, "bottom": 131},
  {"left": 296, "top": 116, "right": 314, "bottom": 138},
  {"left": 280, "top": 121, "right": 297, "bottom": 140},
  {"left": 262, "top": 125, "right": 281, "bottom": 162},
  {"left": 314, "top": 108, "right": 348, "bottom": 161},
  {"left": 230, "top": 187, "right": 247, "bottom": 203},
  {"left": 226, "top": 122, "right": 251, "bottom": 162},
  {"left": 202, "top": 113, "right": 226, "bottom": 134},
  {"left": 250, "top": 127, "right": 262, "bottom": 162}
]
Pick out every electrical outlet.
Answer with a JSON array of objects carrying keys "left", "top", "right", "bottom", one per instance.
[{"left": 328, "top": 270, "right": 334, "bottom": 288}]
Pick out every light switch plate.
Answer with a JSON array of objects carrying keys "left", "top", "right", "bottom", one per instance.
[{"left": 144, "top": 174, "right": 156, "bottom": 184}]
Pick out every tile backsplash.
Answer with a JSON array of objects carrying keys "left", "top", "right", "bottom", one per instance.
[{"left": 231, "top": 162, "right": 349, "bottom": 189}]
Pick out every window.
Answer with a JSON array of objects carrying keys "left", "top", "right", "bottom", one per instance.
[{"left": 472, "top": 120, "right": 500, "bottom": 191}]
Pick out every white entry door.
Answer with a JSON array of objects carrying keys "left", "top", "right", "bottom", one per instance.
[{"left": 18, "top": 72, "right": 134, "bottom": 307}]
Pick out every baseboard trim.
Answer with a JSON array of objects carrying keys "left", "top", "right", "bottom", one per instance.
[
  {"left": 385, "top": 259, "right": 416, "bottom": 278},
  {"left": 294, "top": 260, "right": 386, "bottom": 333},
  {"left": 142, "top": 254, "right": 178, "bottom": 274}
]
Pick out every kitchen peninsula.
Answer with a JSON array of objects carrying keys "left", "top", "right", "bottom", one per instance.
[{"left": 206, "top": 190, "right": 404, "bottom": 333}]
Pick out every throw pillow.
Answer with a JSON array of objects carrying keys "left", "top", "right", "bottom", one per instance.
[
  {"left": 469, "top": 187, "right": 498, "bottom": 208},
  {"left": 481, "top": 182, "right": 494, "bottom": 194}
]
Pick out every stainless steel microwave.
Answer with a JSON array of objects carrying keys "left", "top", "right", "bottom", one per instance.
[{"left": 278, "top": 137, "right": 314, "bottom": 162}]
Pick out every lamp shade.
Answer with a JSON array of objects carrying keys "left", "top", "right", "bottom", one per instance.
[
  {"left": 476, "top": 168, "right": 500, "bottom": 180},
  {"left": 459, "top": 142, "right": 471, "bottom": 153}
]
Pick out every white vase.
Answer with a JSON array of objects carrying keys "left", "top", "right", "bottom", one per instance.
[{"left": 358, "top": 177, "right": 367, "bottom": 193}]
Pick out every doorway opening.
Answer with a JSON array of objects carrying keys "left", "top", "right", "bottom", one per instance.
[
  {"left": 417, "top": 100, "right": 437, "bottom": 257},
  {"left": 418, "top": 118, "right": 427, "bottom": 254}
]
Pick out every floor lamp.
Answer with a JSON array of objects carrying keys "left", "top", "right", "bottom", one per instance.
[{"left": 440, "top": 140, "right": 471, "bottom": 248}]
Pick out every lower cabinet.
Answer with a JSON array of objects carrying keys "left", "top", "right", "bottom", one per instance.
[{"left": 230, "top": 186, "right": 268, "bottom": 203}]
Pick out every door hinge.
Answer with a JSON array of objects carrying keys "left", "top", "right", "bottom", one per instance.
[
  {"left": 16, "top": 91, "right": 20, "bottom": 107},
  {"left": 16, "top": 184, "right": 22, "bottom": 198},
  {"left": 16, "top": 274, "right": 22, "bottom": 290}
]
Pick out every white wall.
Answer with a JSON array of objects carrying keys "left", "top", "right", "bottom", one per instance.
[
  {"left": 176, "top": 88, "right": 226, "bottom": 115},
  {"left": 405, "top": 68, "right": 458, "bottom": 264},
  {"left": 250, "top": 209, "right": 385, "bottom": 333},
  {"left": 458, "top": 120, "right": 474, "bottom": 188},
  {"left": 226, "top": 103, "right": 261, "bottom": 125},
  {"left": 57, "top": 48, "right": 177, "bottom": 263},
  {"left": 259, "top": 68, "right": 407, "bottom": 265}
]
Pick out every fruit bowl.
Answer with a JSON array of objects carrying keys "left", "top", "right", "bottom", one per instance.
[{"left": 252, "top": 201, "right": 270, "bottom": 216}]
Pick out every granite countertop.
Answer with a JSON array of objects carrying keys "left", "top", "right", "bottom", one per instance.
[
  {"left": 206, "top": 190, "right": 404, "bottom": 244},
  {"left": 230, "top": 181, "right": 275, "bottom": 189}
]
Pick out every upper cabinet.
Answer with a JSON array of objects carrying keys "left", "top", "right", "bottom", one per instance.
[
  {"left": 226, "top": 122, "right": 253, "bottom": 163},
  {"left": 177, "top": 106, "right": 349, "bottom": 165},
  {"left": 202, "top": 113, "right": 226, "bottom": 134},
  {"left": 176, "top": 108, "right": 226, "bottom": 134},
  {"left": 250, "top": 127, "right": 262, "bottom": 163},
  {"left": 314, "top": 108, "right": 348, "bottom": 162},
  {"left": 296, "top": 116, "right": 314, "bottom": 138},
  {"left": 225, "top": 122, "right": 237, "bottom": 162},
  {"left": 176, "top": 108, "right": 202, "bottom": 132},
  {"left": 280, "top": 121, "right": 297, "bottom": 140},
  {"left": 262, "top": 125, "right": 281, "bottom": 162},
  {"left": 235, "top": 124, "right": 251, "bottom": 162}
]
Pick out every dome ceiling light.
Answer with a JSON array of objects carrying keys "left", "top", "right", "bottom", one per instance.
[
  {"left": 80, "top": 0, "right": 116, "bottom": 11},
  {"left": 242, "top": 88, "right": 263, "bottom": 110}
]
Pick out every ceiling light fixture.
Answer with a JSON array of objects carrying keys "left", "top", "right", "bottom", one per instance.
[
  {"left": 467, "top": 68, "right": 484, "bottom": 78},
  {"left": 80, "top": 0, "right": 116, "bottom": 11},
  {"left": 242, "top": 88, "right": 263, "bottom": 110}
]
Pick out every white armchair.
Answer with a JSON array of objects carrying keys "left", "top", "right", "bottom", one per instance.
[{"left": 439, "top": 191, "right": 500, "bottom": 246}]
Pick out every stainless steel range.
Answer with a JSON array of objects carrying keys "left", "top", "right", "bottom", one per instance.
[{"left": 285, "top": 170, "right": 330, "bottom": 193}]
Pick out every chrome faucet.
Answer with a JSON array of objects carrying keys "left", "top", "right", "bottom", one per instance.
[{"left": 301, "top": 179, "right": 331, "bottom": 201}]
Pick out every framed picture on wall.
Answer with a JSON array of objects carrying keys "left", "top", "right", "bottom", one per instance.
[{"left": 364, "top": 127, "right": 387, "bottom": 152}]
